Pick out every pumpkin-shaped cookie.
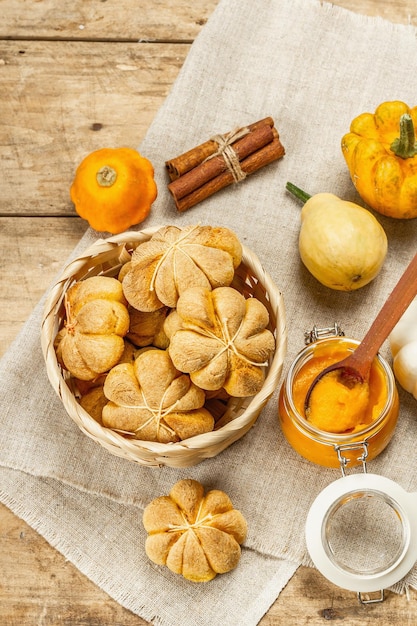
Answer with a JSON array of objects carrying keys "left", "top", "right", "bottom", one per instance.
[
  {"left": 79, "top": 386, "right": 107, "bottom": 424},
  {"left": 122, "top": 224, "right": 242, "bottom": 312},
  {"left": 102, "top": 349, "right": 214, "bottom": 442},
  {"left": 143, "top": 479, "right": 247, "bottom": 582},
  {"left": 59, "top": 276, "right": 130, "bottom": 380},
  {"left": 127, "top": 306, "right": 169, "bottom": 348},
  {"left": 166, "top": 286, "right": 275, "bottom": 397}
]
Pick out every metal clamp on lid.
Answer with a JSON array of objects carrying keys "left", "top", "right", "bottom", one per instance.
[
  {"left": 335, "top": 441, "right": 369, "bottom": 477},
  {"left": 304, "top": 322, "right": 345, "bottom": 345}
]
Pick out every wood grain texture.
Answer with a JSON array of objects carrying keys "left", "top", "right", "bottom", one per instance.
[
  {"left": 333, "top": 0, "right": 416, "bottom": 24},
  {"left": 0, "top": 0, "right": 219, "bottom": 41},
  {"left": 0, "top": 217, "right": 87, "bottom": 353},
  {"left": 0, "top": 40, "right": 189, "bottom": 216},
  {"left": 2, "top": 0, "right": 417, "bottom": 624}
]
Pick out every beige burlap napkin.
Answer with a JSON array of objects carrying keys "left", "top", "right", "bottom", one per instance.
[{"left": 2, "top": 0, "right": 417, "bottom": 623}]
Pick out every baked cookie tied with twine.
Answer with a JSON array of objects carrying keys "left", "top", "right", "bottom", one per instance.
[
  {"left": 56, "top": 275, "right": 130, "bottom": 381},
  {"left": 121, "top": 224, "right": 243, "bottom": 312},
  {"left": 101, "top": 349, "right": 215, "bottom": 443},
  {"left": 166, "top": 285, "right": 276, "bottom": 397},
  {"left": 143, "top": 478, "right": 248, "bottom": 582},
  {"left": 165, "top": 117, "right": 285, "bottom": 211}
]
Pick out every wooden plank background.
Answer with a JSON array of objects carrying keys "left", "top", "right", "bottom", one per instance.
[{"left": 1, "top": 1, "right": 417, "bottom": 624}]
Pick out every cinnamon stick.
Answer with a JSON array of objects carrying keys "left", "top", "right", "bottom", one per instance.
[
  {"left": 165, "top": 116, "right": 275, "bottom": 181},
  {"left": 172, "top": 127, "right": 285, "bottom": 212},
  {"left": 168, "top": 123, "right": 275, "bottom": 202}
]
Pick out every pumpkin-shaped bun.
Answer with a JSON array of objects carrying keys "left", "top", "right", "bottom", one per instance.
[
  {"left": 102, "top": 349, "right": 214, "bottom": 442},
  {"left": 127, "top": 306, "right": 169, "bottom": 348},
  {"left": 59, "top": 276, "right": 130, "bottom": 380},
  {"left": 122, "top": 224, "right": 242, "bottom": 312},
  {"left": 79, "top": 386, "right": 107, "bottom": 424},
  {"left": 167, "top": 286, "right": 275, "bottom": 397},
  {"left": 143, "top": 479, "right": 247, "bottom": 582}
]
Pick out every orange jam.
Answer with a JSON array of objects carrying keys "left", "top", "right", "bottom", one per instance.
[
  {"left": 306, "top": 370, "right": 371, "bottom": 433},
  {"left": 278, "top": 337, "right": 399, "bottom": 468}
]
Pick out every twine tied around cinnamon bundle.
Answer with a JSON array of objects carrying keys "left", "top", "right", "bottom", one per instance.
[{"left": 203, "top": 127, "right": 251, "bottom": 183}]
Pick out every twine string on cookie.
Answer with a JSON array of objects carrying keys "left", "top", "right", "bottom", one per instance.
[{"left": 204, "top": 126, "right": 250, "bottom": 183}]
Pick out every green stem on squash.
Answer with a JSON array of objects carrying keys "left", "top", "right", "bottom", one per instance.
[
  {"left": 390, "top": 114, "right": 417, "bottom": 159},
  {"left": 96, "top": 165, "right": 118, "bottom": 187},
  {"left": 286, "top": 182, "right": 312, "bottom": 204}
]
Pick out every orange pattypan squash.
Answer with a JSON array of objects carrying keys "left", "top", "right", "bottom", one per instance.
[
  {"left": 70, "top": 147, "right": 157, "bottom": 234},
  {"left": 341, "top": 101, "right": 417, "bottom": 219}
]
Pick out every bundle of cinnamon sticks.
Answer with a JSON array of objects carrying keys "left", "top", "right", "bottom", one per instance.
[{"left": 165, "top": 117, "right": 285, "bottom": 212}]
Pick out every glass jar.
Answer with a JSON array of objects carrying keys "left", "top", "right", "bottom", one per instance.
[
  {"left": 306, "top": 473, "right": 417, "bottom": 597},
  {"left": 278, "top": 336, "right": 399, "bottom": 468}
]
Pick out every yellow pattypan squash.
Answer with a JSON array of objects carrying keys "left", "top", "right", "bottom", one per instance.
[
  {"left": 341, "top": 101, "right": 417, "bottom": 219},
  {"left": 70, "top": 147, "right": 157, "bottom": 234}
]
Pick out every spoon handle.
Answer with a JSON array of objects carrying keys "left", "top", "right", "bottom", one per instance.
[{"left": 348, "top": 251, "right": 417, "bottom": 378}]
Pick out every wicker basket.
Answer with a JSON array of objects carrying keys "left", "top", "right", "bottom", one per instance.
[{"left": 41, "top": 227, "right": 287, "bottom": 468}]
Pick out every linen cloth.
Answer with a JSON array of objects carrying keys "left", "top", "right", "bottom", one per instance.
[{"left": 2, "top": 0, "right": 417, "bottom": 623}]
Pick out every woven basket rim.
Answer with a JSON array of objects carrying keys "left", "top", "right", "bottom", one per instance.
[{"left": 41, "top": 226, "right": 287, "bottom": 466}]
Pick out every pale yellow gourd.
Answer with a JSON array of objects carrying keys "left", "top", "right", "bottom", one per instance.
[
  {"left": 389, "top": 298, "right": 417, "bottom": 399},
  {"left": 287, "top": 183, "right": 388, "bottom": 291}
]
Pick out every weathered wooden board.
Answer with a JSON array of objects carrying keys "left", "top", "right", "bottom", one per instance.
[
  {"left": 0, "top": 217, "right": 87, "bottom": 355},
  {"left": 0, "top": 41, "right": 189, "bottom": 216},
  {"left": 0, "top": 0, "right": 415, "bottom": 41},
  {"left": 0, "top": 0, "right": 219, "bottom": 41},
  {"left": 334, "top": 0, "right": 416, "bottom": 24}
]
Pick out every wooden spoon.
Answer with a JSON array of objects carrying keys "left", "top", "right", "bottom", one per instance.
[{"left": 304, "top": 251, "right": 417, "bottom": 413}]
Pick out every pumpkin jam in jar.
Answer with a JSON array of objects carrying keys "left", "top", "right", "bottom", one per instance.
[{"left": 278, "top": 337, "right": 399, "bottom": 468}]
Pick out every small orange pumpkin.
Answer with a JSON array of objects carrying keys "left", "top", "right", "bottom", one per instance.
[{"left": 70, "top": 147, "right": 157, "bottom": 234}]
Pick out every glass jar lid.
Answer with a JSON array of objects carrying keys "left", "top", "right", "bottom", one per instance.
[{"left": 305, "top": 473, "right": 417, "bottom": 593}]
